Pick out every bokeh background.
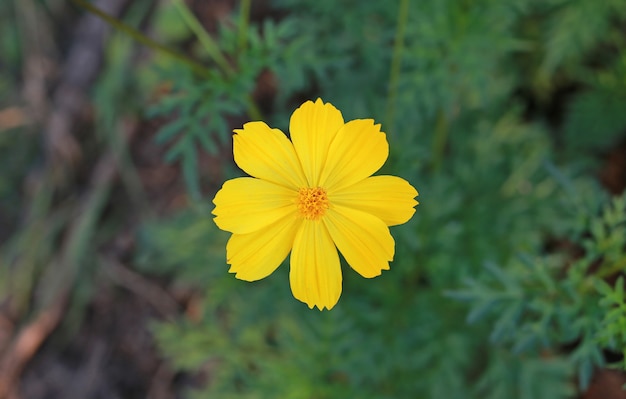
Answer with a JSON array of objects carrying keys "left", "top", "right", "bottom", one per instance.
[{"left": 2, "top": 0, "right": 626, "bottom": 398}]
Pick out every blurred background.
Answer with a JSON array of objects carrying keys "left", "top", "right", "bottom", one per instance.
[{"left": 2, "top": 0, "right": 626, "bottom": 398}]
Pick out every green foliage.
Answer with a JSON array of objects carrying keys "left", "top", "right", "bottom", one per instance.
[
  {"left": 271, "top": 0, "right": 396, "bottom": 120},
  {"left": 475, "top": 351, "right": 575, "bottom": 399},
  {"left": 147, "top": 64, "right": 247, "bottom": 198},
  {"left": 147, "top": 16, "right": 314, "bottom": 197},
  {"left": 132, "top": 0, "right": 626, "bottom": 398},
  {"left": 540, "top": 0, "right": 626, "bottom": 77},
  {"left": 597, "top": 277, "right": 626, "bottom": 369},
  {"left": 452, "top": 193, "right": 626, "bottom": 388}
]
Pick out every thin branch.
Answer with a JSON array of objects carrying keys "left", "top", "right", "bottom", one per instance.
[{"left": 71, "top": 0, "right": 209, "bottom": 77}]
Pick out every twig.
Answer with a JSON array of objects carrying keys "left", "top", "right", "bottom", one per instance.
[
  {"left": 0, "top": 108, "right": 29, "bottom": 132},
  {"left": 0, "top": 293, "right": 68, "bottom": 399},
  {"left": 172, "top": 0, "right": 233, "bottom": 77},
  {"left": 70, "top": 0, "right": 209, "bottom": 77},
  {"left": 385, "top": 0, "right": 409, "bottom": 132}
]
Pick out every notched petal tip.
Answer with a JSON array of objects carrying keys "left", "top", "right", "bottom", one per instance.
[
  {"left": 330, "top": 176, "right": 419, "bottom": 226},
  {"left": 315, "top": 302, "right": 337, "bottom": 311},
  {"left": 303, "top": 299, "right": 337, "bottom": 311},
  {"left": 293, "top": 98, "right": 336, "bottom": 116},
  {"left": 228, "top": 267, "right": 255, "bottom": 282},
  {"left": 311, "top": 97, "right": 327, "bottom": 106}
]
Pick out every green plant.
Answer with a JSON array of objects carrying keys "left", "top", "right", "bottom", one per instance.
[{"left": 128, "top": 0, "right": 626, "bottom": 397}]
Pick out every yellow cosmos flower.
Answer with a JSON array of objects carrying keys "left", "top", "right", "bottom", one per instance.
[{"left": 212, "top": 98, "right": 418, "bottom": 310}]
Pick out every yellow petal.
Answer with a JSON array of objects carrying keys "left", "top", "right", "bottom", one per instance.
[
  {"left": 213, "top": 177, "right": 297, "bottom": 234},
  {"left": 330, "top": 176, "right": 419, "bottom": 226},
  {"left": 289, "top": 98, "right": 344, "bottom": 187},
  {"left": 323, "top": 205, "right": 394, "bottom": 278},
  {"left": 319, "top": 119, "right": 388, "bottom": 191},
  {"left": 290, "top": 220, "right": 342, "bottom": 310},
  {"left": 233, "top": 122, "right": 307, "bottom": 189},
  {"left": 227, "top": 215, "right": 301, "bottom": 281}
]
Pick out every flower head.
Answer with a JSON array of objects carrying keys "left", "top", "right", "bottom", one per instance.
[{"left": 212, "top": 99, "right": 418, "bottom": 310}]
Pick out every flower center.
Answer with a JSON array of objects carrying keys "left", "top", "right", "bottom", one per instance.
[{"left": 296, "top": 187, "right": 329, "bottom": 220}]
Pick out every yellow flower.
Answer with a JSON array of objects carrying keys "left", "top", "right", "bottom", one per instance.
[{"left": 212, "top": 98, "right": 418, "bottom": 310}]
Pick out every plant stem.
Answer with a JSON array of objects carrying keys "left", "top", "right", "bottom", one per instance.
[
  {"left": 237, "top": 0, "right": 252, "bottom": 53},
  {"left": 432, "top": 109, "right": 448, "bottom": 171},
  {"left": 75, "top": 0, "right": 261, "bottom": 120},
  {"left": 385, "top": 0, "right": 409, "bottom": 132},
  {"left": 171, "top": 0, "right": 234, "bottom": 77},
  {"left": 70, "top": 0, "right": 209, "bottom": 77},
  {"left": 237, "top": 0, "right": 261, "bottom": 120}
]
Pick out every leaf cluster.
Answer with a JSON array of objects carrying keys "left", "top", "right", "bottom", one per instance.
[
  {"left": 146, "top": 14, "right": 320, "bottom": 197},
  {"left": 452, "top": 193, "right": 626, "bottom": 388}
]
